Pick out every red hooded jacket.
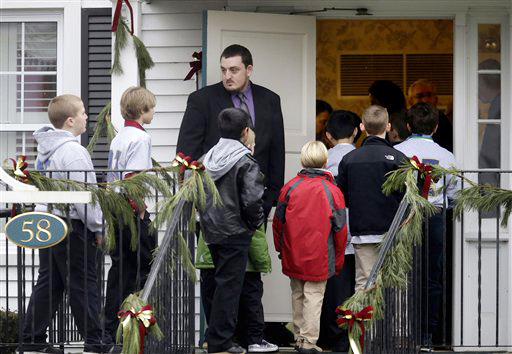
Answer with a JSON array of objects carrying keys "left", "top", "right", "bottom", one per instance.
[{"left": 273, "top": 168, "right": 347, "bottom": 281}]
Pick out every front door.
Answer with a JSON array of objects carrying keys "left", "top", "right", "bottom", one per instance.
[{"left": 205, "top": 10, "right": 316, "bottom": 322}]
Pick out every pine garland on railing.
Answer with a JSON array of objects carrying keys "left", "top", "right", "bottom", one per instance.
[
  {"left": 3, "top": 164, "right": 173, "bottom": 252},
  {"left": 338, "top": 158, "right": 460, "bottom": 353}
]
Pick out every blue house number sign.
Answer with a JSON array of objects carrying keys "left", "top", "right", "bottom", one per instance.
[{"left": 5, "top": 212, "right": 68, "bottom": 249}]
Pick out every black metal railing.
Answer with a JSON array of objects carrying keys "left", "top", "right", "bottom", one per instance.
[
  {"left": 0, "top": 169, "right": 195, "bottom": 353},
  {"left": 365, "top": 170, "right": 512, "bottom": 353}
]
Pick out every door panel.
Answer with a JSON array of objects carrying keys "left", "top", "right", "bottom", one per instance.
[{"left": 206, "top": 10, "right": 316, "bottom": 322}]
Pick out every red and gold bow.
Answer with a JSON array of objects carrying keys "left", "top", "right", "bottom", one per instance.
[
  {"left": 8, "top": 156, "right": 30, "bottom": 217},
  {"left": 172, "top": 152, "right": 204, "bottom": 175},
  {"left": 336, "top": 306, "right": 373, "bottom": 354},
  {"left": 184, "top": 51, "right": 202, "bottom": 81},
  {"left": 9, "top": 155, "right": 29, "bottom": 183},
  {"left": 112, "top": 0, "right": 134, "bottom": 35},
  {"left": 410, "top": 156, "right": 433, "bottom": 199},
  {"left": 118, "top": 305, "right": 157, "bottom": 354}
]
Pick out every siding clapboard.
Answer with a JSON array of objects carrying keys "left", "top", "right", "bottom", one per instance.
[{"left": 141, "top": 1, "right": 225, "bottom": 344}]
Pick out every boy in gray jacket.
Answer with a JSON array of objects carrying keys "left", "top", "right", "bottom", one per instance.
[
  {"left": 200, "top": 108, "right": 265, "bottom": 354},
  {"left": 19, "top": 94, "right": 111, "bottom": 354}
]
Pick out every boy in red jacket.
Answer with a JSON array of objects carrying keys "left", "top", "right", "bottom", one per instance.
[{"left": 273, "top": 141, "right": 348, "bottom": 354}]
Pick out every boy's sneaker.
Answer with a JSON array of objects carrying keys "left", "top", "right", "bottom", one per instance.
[
  {"left": 17, "top": 347, "right": 64, "bottom": 354},
  {"left": 248, "top": 340, "right": 278, "bottom": 353}
]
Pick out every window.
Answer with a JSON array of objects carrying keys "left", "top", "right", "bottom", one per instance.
[
  {"left": 339, "top": 53, "right": 453, "bottom": 96},
  {"left": 0, "top": 20, "right": 59, "bottom": 168}
]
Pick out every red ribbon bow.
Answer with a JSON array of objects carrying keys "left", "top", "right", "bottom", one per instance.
[
  {"left": 173, "top": 152, "right": 205, "bottom": 175},
  {"left": 117, "top": 305, "right": 157, "bottom": 354},
  {"left": 112, "top": 0, "right": 134, "bottom": 35},
  {"left": 336, "top": 306, "right": 373, "bottom": 352},
  {"left": 410, "top": 156, "right": 433, "bottom": 199},
  {"left": 184, "top": 51, "right": 202, "bottom": 81}
]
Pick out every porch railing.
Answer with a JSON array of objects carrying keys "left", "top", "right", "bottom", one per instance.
[
  {"left": 366, "top": 170, "right": 512, "bottom": 353},
  {"left": 0, "top": 169, "right": 195, "bottom": 353}
]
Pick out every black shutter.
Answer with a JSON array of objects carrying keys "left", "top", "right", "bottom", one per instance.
[{"left": 81, "top": 8, "right": 112, "bottom": 169}]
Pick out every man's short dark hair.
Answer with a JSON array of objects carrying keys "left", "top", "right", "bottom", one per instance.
[
  {"left": 218, "top": 108, "right": 250, "bottom": 139},
  {"left": 407, "top": 103, "right": 439, "bottom": 135},
  {"left": 389, "top": 109, "right": 410, "bottom": 141},
  {"left": 221, "top": 44, "right": 253, "bottom": 67},
  {"left": 316, "top": 99, "right": 333, "bottom": 115},
  {"left": 369, "top": 80, "right": 406, "bottom": 115},
  {"left": 325, "top": 110, "right": 362, "bottom": 141}
]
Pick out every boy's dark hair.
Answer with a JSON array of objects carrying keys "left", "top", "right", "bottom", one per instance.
[
  {"left": 325, "top": 110, "right": 362, "bottom": 141},
  {"left": 407, "top": 102, "right": 439, "bottom": 135},
  {"left": 218, "top": 108, "right": 250, "bottom": 139},
  {"left": 369, "top": 80, "right": 406, "bottom": 114},
  {"left": 221, "top": 44, "right": 253, "bottom": 67},
  {"left": 389, "top": 109, "right": 410, "bottom": 141},
  {"left": 316, "top": 99, "right": 333, "bottom": 115}
]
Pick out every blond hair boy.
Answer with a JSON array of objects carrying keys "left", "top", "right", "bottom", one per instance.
[
  {"left": 104, "top": 86, "right": 158, "bottom": 341},
  {"left": 274, "top": 140, "right": 347, "bottom": 354},
  {"left": 337, "top": 105, "right": 408, "bottom": 291}
]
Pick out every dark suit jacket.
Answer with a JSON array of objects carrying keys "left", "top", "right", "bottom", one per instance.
[{"left": 177, "top": 81, "right": 285, "bottom": 216}]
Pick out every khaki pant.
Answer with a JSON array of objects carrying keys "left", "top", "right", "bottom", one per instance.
[
  {"left": 290, "top": 278, "right": 327, "bottom": 350},
  {"left": 354, "top": 243, "right": 379, "bottom": 291}
]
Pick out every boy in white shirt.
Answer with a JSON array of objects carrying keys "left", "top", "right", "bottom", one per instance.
[
  {"left": 104, "top": 87, "right": 158, "bottom": 342},
  {"left": 394, "top": 102, "right": 457, "bottom": 345}
]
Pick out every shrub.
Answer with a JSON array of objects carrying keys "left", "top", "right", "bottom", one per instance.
[{"left": 0, "top": 309, "right": 18, "bottom": 354}]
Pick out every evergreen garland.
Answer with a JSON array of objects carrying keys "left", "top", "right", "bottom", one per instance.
[
  {"left": 6, "top": 166, "right": 173, "bottom": 252},
  {"left": 86, "top": 102, "right": 116, "bottom": 154},
  {"left": 111, "top": 18, "right": 154, "bottom": 88},
  {"left": 116, "top": 293, "right": 164, "bottom": 354},
  {"left": 338, "top": 159, "right": 451, "bottom": 352},
  {"left": 132, "top": 32, "right": 155, "bottom": 88},
  {"left": 112, "top": 18, "right": 128, "bottom": 75},
  {"left": 151, "top": 165, "right": 221, "bottom": 279},
  {"left": 454, "top": 184, "right": 512, "bottom": 227}
]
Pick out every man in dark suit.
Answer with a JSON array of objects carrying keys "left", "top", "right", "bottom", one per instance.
[
  {"left": 177, "top": 44, "right": 285, "bottom": 218},
  {"left": 177, "top": 44, "right": 284, "bottom": 353}
]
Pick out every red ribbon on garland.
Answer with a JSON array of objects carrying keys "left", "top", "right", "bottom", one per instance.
[
  {"left": 9, "top": 156, "right": 30, "bottom": 217},
  {"left": 336, "top": 306, "right": 373, "bottom": 352},
  {"left": 410, "top": 155, "right": 433, "bottom": 199},
  {"left": 112, "top": 0, "right": 134, "bottom": 35},
  {"left": 173, "top": 152, "right": 205, "bottom": 176},
  {"left": 117, "top": 305, "right": 157, "bottom": 354},
  {"left": 184, "top": 51, "right": 202, "bottom": 81}
]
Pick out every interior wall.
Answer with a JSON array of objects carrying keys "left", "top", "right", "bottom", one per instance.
[{"left": 316, "top": 19, "right": 453, "bottom": 117}]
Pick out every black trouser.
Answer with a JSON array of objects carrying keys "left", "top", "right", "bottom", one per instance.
[
  {"left": 235, "top": 272, "right": 265, "bottom": 347},
  {"left": 207, "top": 243, "right": 249, "bottom": 353},
  {"left": 201, "top": 269, "right": 265, "bottom": 347},
  {"left": 104, "top": 211, "right": 157, "bottom": 339},
  {"left": 21, "top": 220, "right": 104, "bottom": 350},
  {"left": 317, "top": 254, "right": 355, "bottom": 351}
]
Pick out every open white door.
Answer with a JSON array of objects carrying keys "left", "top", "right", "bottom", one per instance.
[{"left": 206, "top": 10, "right": 316, "bottom": 322}]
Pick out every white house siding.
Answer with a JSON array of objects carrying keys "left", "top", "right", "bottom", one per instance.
[
  {"left": 140, "top": 1, "right": 228, "bottom": 344},
  {"left": 141, "top": 1, "right": 224, "bottom": 165}
]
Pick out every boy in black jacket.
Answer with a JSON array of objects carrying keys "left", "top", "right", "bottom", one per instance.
[
  {"left": 201, "top": 108, "right": 265, "bottom": 354},
  {"left": 337, "top": 105, "right": 407, "bottom": 291}
]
